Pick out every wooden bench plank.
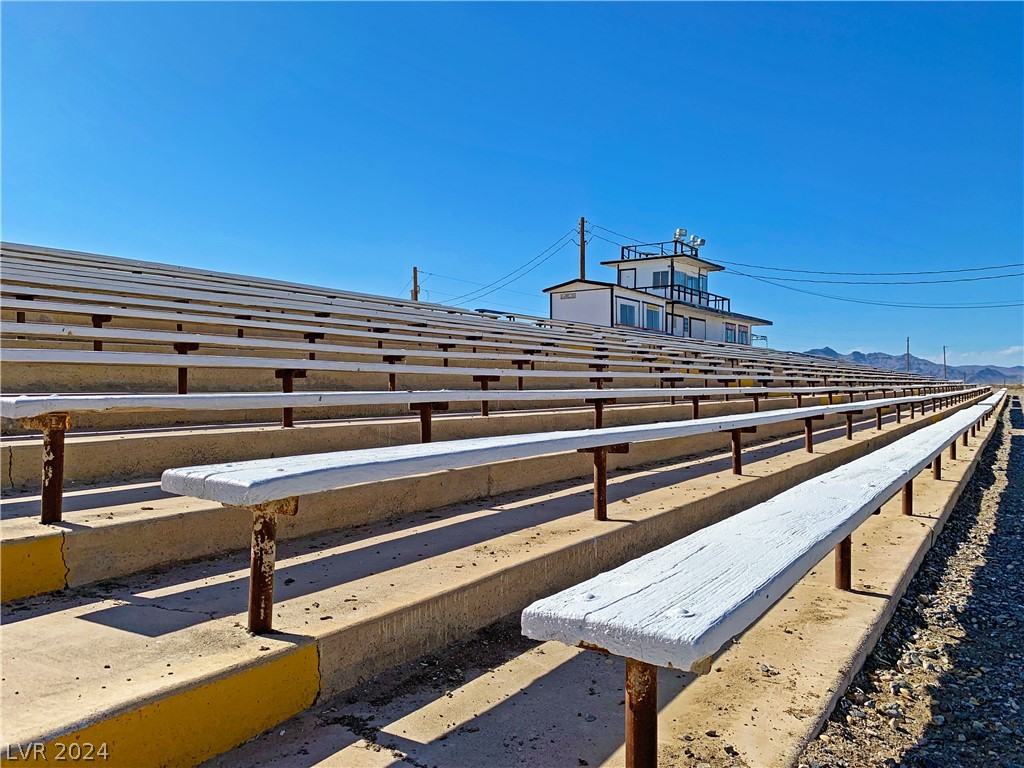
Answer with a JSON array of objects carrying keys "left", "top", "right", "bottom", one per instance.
[
  {"left": 160, "top": 389, "right": 983, "bottom": 508},
  {"left": 520, "top": 390, "right": 1003, "bottom": 672}
]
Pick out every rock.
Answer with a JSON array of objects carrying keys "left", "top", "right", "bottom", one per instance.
[
  {"left": 932, "top": 715, "right": 946, "bottom": 726},
  {"left": 705, "top": 729, "right": 719, "bottom": 738}
]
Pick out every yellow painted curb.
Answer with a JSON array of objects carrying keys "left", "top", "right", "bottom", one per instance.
[
  {"left": 1, "top": 535, "right": 65, "bottom": 601},
  {"left": 3, "top": 643, "right": 320, "bottom": 768}
]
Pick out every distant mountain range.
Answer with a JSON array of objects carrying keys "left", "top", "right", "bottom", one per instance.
[{"left": 803, "top": 347, "right": 1024, "bottom": 385}]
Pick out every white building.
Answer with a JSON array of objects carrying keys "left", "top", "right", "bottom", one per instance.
[{"left": 543, "top": 236, "right": 771, "bottom": 344}]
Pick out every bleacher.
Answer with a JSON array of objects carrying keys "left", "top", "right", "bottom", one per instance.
[{"left": 0, "top": 242, "right": 995, "bottom": 767}]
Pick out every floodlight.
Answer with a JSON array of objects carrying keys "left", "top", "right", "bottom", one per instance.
[{"left": 674, "top": 228, "right": 687, "bottom": 241}]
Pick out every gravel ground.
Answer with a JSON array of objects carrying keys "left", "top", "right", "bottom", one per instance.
[{"left": 798, "top": 394, "right": 1024, "bottom": 768}]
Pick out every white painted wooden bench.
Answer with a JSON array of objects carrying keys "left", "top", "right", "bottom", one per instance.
[
  {"left": 159, "top": 388, "right": 986, "bottom": 634},
  {"left": 520, "top": 389, "right": 1004, "bottom": 768},
  {"left": 7, "top": 384, "right": 964, "bottom": 525}
]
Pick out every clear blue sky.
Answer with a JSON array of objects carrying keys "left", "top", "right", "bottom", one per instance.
[{"left": 3, "top": 2, "right": 1022, "bottom": 367}]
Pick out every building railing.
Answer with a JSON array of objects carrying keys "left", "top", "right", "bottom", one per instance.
[
  {"left": 637, "top": 284, "right": 731, "bottom": 312},
  {"left": 620, "top": 241, "right": 702, "bottom": 260}
]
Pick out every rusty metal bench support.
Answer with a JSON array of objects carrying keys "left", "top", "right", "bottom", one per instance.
[
  {"left": 23, "top": 413, "right": 71, "bottom": 524},
  {"left": 845, "top": 410, "right": 863, "bottom": 440},
  {"left": 275, "top": 369, "right": 307, "bottom": 427},
  {"left": 585, "top": 398, "right": 617, "bottom": 429},
  {"left": 410, "top": 402, "right": 449, "bottom": 443},
  {"left": 803, "top": 414, "right": 825, "bottom": 452},
  {"left": 173, "top": 342, "right": 199, "bottom": 394},
  {"left": 625, "top": 658, "right": 658, "bottom": 768},
  {"left": 902, "top": 479, "right": 913, "bottom": 516},
  {"left": 730, "top": 426, "right": 757, "bottom": 475},
  {"left": 472, "top": 375, "right": 501, "bottom": 416},
  {"left": 835, "top": 534, "right": 852, "bottom": 590},
  {"left": 933, "top": 452, "right": 942, "bottom": 480},
  {"left": 242, "top": 497, "right": 299, "bottom": 634},
  {"left": 578, "top": 443, "right": 630, "bottom": 521}
]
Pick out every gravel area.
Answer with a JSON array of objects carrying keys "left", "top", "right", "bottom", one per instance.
[{"left": 798, "top": 394, "right": 1024, "bottom": 768}]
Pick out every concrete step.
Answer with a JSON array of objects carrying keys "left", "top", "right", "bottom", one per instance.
[
  {"left": 0, "top": 405, "right": 989, "bottom": 768},
  {"left": 1, "top": 399, "right": 944, "bottom": 602}
]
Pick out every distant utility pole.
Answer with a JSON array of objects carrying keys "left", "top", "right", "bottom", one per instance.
[
  {"left": 411, "top": 266, "right": 419, "bottom": 301},
  {"left": 579, "top": 216, "right": 587, "bottom": 280},
  {"left": 906, "top": 337, "right": 910, "bottom": 373},
  {"left": 943, "top": 346, "right": 947, "bottom": 381}
]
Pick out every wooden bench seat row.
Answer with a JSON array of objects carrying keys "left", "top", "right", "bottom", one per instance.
[
  {"left": 8, "top": 384, "right": 972, "bottom": 525},
  {"left": 521, "top": 388, "right": 1004, "bottom": 768},
  {"left": 159, "top": 387, "right": 986, "bottom": 635}
]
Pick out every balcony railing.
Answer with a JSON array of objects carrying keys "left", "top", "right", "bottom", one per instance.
[
  {"left": 637, "top": 284, "right": 731, "bottom": 313},
  {"left": 620, "top": 240, "right": 702, "bottom": 260}
]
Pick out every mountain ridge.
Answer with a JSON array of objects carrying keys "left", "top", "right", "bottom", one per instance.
[{"left": 802, "top": 347, "right": 1023, "bottom": 385}]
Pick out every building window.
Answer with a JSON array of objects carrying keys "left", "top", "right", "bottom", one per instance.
[
  {"left": 618, "top": 303, "right": 637, "bottom": 326},
  {"left": 680, "top": 316, "right": 690, "bottom": 336},
  {"left": 725, "top": 323, "right": 736, "bottom": 343},
  {"left": 738, "top": 325, "right": 749, "bottom": 344},
  {"left": 653, "top": 271, "right": 670, "bottom": 287},
  {"left": 644, "top": 304, "right": 661, "bottom": 331}
]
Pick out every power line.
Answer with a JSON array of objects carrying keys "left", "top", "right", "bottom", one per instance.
[
  {"left": 442, "top": 227, "right": 576, "bottom": 305},
  {"left": 591, "top": 223, "right": 644, "bottom": 243},
  {"left": 421, "top": 271, "right": 539, "bottom": 298},
  {"left": 451, "top": 237, "right": 577, "bottom": 306},
  {"left": 590, "top": 233, "right": 625, "bottom": 247},
  {"left": 731, "top": 271, "right": 1024, "bottom": 309},
  {"left": 714, "top": 258, "right": 1024, "bottom": 276},
  {"left": 723, "top": 268, "right": 1024, "bottom": 286}
]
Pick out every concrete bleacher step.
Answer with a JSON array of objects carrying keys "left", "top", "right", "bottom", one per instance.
[
  {"left": 0, "top": 407, "right": 993, "bottom": 768},
  {"left": 1, "top": 397, "right": 956, "bottom": 602}
]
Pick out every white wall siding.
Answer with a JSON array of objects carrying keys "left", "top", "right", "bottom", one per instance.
[{"left": 550, "top": 287, "right": 610, "bottom": 325}]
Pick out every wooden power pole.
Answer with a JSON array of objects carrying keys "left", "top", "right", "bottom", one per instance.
[
  {"left": 943, "top": 346, "right": 947, "bottom": 381},
  {"left": 411, "top": 266, "right": 419, "bottom": 301},
  {"left": 579, "top": 217, "right": 586, "bottom": 280},
  {"left": 906, "top": 337, "right": 910, "bottom": 373}
]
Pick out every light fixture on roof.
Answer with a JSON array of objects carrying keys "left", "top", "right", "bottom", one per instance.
[{"left": 673, "top": 228, "right": 687, "bottom": 242}]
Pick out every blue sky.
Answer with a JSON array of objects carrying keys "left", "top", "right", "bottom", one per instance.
[{"left": 3, "top": 2, "right": 1022, "bottom": 367}]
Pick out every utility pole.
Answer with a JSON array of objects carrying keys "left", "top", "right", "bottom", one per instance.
[
  {"left": 579, "top": 216, "right": 586, "bottom": 280},
  {"left": 906, "top": 337, "right": 910, "bottom": 373},
  {"left": 943, "top": 346, "right": 947, "bottom": 381},
  {"left": 411, "top": 266, "right": 419, "bottom": 301}
]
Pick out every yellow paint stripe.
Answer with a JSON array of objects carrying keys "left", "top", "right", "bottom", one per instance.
[
  {"left": 4, "top": 643, "right": 319, "bottom": 767},
  {"left": 1, "top": 535, "right": 66, "bottom": 601}
]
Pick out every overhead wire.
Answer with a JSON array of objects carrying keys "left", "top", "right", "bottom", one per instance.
[
  {"left": 723, "top": 268, "right": 1024, "bottom": 286},
  {"left": 730, "top": 270, "right": 1024, "bottom": 310},
  {"left": 442, "top": 226, "right": 576, "bottom": 305}
]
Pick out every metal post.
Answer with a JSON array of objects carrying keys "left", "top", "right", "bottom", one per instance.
[
  {"left": 845, "top": 413, "right": 854, "bottom": 440},
  {"left": 950, "top": 440, "right": 957, "bottom": 460},
  {"left": 625, "top": 658, "right": 658, "bottom": 768},
  {"left": 932, "top": 453, "right": 941, "bottom": 480},
  {"left": 473, "top": 376, "right": 499, "bottom": 416},
  {"left": 895, "top": 403, "right": 901, "bottom": 423},
  {"left": 29, "top": 414, "right": 72, "bottom": 525},
  {"left": 173, "top": 342, "right": 198, "bottom": 394},
  {"left": 731, "top": 429, "right": 742, "bottom": 474},
  {"left": 751, "top": 394, "right": 760, "bottom": 412},
  {"left": 689, "top": 396, "right": 700, "bottom": 420},
  {"left": 835, "top": 535, "right": 852, "bottom": 591},
  {"left": 902, "top": 480, "right": 913, "bottom": 516},
  {"left": 875, "top": 408, "right": 883, "bottom": 431},
  {"left": 593, "top": 447, "right": 607, "bottom": 521},
  {"left": 280, "top": 370, "right": 295, "bottom": 427},
  {"left": 962, "top": 431, "right": 968, "bottom": 447},
  {"left": 91, "top": 314, "right": 112, "bottom": 351},
  {"left": 249, "top": 509, "right": 278, "bottom": 634},
  {"left": 804, "top": 418, "right": 814, "bottom": 453}
]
